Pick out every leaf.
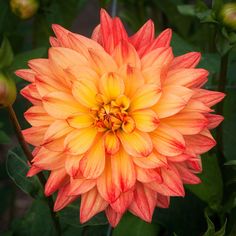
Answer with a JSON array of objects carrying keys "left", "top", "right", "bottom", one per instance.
[
  {"left": 59, "top": 200, "right": 108, "bottom": 227},
  {"left": 11, "top": 199, "right": 57, "bottom": 236},
  {"left": 203, "top": 211, "right": 227, "bottom": 236},
  {"left": 6, "top": 147, "right": 43, "bottom": 198},
  {"left": 177, "top": 5, "right": 195, "bottom": 16},
  {"left": 0, "top": 37, "right": 14, "bottom": 69},
  {"left": 186, "top": 154, "right": 223, "bottom": 210},
  {"left": 0, "top": 130, "right": 10, "bottom": 144},
  {"left": 225, "top": 160, "right": 236, "bottom": 166},
  {"left": 113, "top": 212, "right": 161, "bottom": 236}
]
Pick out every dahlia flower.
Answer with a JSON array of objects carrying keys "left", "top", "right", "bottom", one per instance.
[{"left": 16, "top": 9, "right": 225, "bottom": 227}]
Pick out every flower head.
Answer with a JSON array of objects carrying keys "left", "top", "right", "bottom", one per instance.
[{"left": 16, "top": 9, "right": 225, "bottom": 227}]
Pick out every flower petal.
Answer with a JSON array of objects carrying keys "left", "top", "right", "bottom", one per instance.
[
  {"left": 205, "top": 114, "right": 224, "bottom": 129},
  {"left": 64, "top": 127, "right": 97, "bottom": 155},
  {"left": 111, "top": 149, "right": 136, "bottom": 192},
  {"left": 65, "top": 155, "right": 83, "bottom": 178},
  {"left": 79, "top": 135, "right": 105, "bottom": 179},
  {"left": 105, "top": 206, "right": 123, "bottom": 227},
  {"left": 156, "top": 194, "right": 170, "bottom": 208},
  {"left": 136, "top": 166, "right": 162, "bottom": 183},
  {"left": 129, "top": 183, "right": 157, "bottom": 222},
  {"left": 104, "top": 131, "right": 120, "bottom": 155},
  {"left": 15, "top": 69, "right": 35, "bottom": 82},
  {"left": 131, "top": 109, "right": 159, "bottom": 132},
  {"left": 21, "top": 84, "right": 41, "bottom": 105},
  {"left": 170, "top": 52, "right": 201, "bottom": 70},
  {"left": 129, "top": 84, "right": 162, "bottom": 111},
  {"left": 117, "top": 130, "right": 153, "bottom": 157},
  {"left": 68, "top": 178, "right": 96, "bottom": 196},
  {"left": 67, "top": 113, "right": 94, "bottom": 129},
  {"left": 22, "top": 126, "right": 47, "bottom": 146},
  {"left": 151, "top": 124, "right": 185, "bottom": 156}
]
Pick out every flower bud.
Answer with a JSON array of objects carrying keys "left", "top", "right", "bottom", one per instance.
[
  {"left": 10, "top": 0, "right": 39, "bottom": 20},
  {"left": 0, "top": 72, "right": 16, "bottom": 107},
  {"left": 220, "top": 3, "right": 236, "bottom": 30}
]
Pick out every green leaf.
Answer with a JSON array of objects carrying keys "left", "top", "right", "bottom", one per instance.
[
  {"left": 6, "top": 147, "right": 42, "bottom": 198},
  {"left": 203, "top": 211, "right": 227, "bottom": 236},
  {"left": 0, "top": 130, "right": 10, "bottom": 143},
  {"left": 177, "top": 5, "right": 195, "bottom": 16},
  {"left": 225, "top": 160, "right": 236, "bottom": 166},
  {"left": 11, "top": 199, "right": 57, "bottom": 236},
  {"left": 113, "top": 212, "right": 161, "bottom": 236},
  {"left": 59, "top": 200, "right": 108, "bottom": 227},
  {"left": 186, "top": 154, "right": 223, "bottom": 210},
  {"left": 0, "top": 37, "right": 14, "bottom": 69}
]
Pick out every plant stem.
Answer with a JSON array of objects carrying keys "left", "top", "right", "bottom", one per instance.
[
  {"left": 216, "top": 52, "right": 229, "bottom": 167},
  {"left": 7, "top": 105, "right": 62, "bottom": 236},
  {"left": 106, "top": 224, "right": 113, "bottom": 236},
  {"left": 111, "top": 0, "right": 117, "bottom": 17}
]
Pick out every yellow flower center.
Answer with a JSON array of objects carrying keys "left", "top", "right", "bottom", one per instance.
[{"left": 93, "top": 94, "right": 135, "bottom": 133}]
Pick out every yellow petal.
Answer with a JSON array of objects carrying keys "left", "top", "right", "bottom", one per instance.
[
  {"left": 43, "top": 91, "right": 85, "bottom": 119},
  {"left": 99, "top": 72, "right": 124, "bottom": 100},
  {"left": 67, "top": 113, "right": 94, "bottom": 129},
  {"left": 129, "top": 84, "right": 162, "bottom": 111},
  {"left": 104, "top": 131, "right": 120, "bottom": 155},
  {"left": 64, "top": 127, "right": 97, "bottom": 155},
  {"left": 72, "top": 80, "right": 98, "bottom": 108},
  {"left": 117, "top": 129, "right": 153, "bottom": 157},
  {"left": 131, "top": 109, "right": 159, "bottom": 132}
]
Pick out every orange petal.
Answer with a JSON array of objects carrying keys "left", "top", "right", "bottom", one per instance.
[
  {"left": 64, "top": 127, "right": 97, "bottom": 155},
  {"left": 136, "top": 166, "right": 162, "bottom": 183},
  {"left": 151, "top": 124, "right": 185, "bottom": 156},
  {"left": 129, "top": 182, "right": 157, "bottom": 222},
  {"left": 15, "top": 69, "right": 35, "bottom": 82},
  {"left": 32, "top": 147, "right": 65, "bottom": 170},
  {"left": 49, "top": 36, "right": 60, "bottom": 47},
  {"left": 97, "top": 159, "right": 121, "bottom": 203},
  {"left": 170, "top": 52, "right": 201, "bottom": 70},
  {"left": 51, "top": 24, "right": 70, "bottom": 47},
  {"left": 131, "top": 109, "right": 159, "bottom": 132},
  {"left": 162, "top": 112, "right": 208, "bottom": 135},
  {"left": 129, "top": 20, "right": 154, "bottom": 52},
  {"left": 129, "top": 84, "right": 162, "bottom": 111},
  {"left": 205, "top": 114, "right": 224, "bottom": 129},
  {"left": 79, "top": 135, "right": 105, "bottom": 178},
  {"left": 156, "top": 193, "right": 170, "bottom": 208},
  {"left": 141, "top": 47, "right": 173, "bottom": 69},
  {"left": 99, "top": 72, "right": 124, "bottom": 100},
  {"left": 117, "top": 130, "right": 153, "bottom": 157},
  {"left": 27, "top": 165, "right": 42, "bottom": 177},
  {"left": 24, "top": 106, "right": 54, "bottom": 127},
  {"left": 91, "top": 24, "right": 102, "bottom": 44},
  {"left": 181, "top": 99, "right": 212, "bottom": 113},
  {"left": 185, "top": 129, "right": 216, "bottom": 155},
  {"left": 165, "top": 68, "right": 208, "bottom": 88},
  {"left": 21, "top": 84, "right": 41, "bottom": 105},
  {"left": 28, "top": 58, "right": 54, "bottom": 77},
  {"left": 43, "top": 120, "right": 73, "bottom": 152},
  {"left": 110, "top": 190, "right": 134, "bottom": 214},
  {"left": 146, "top": 166, "right": 185, "bottom": 196},
  {"left": 68, "top": 178, "right": 96, "bottom": 196},
  {"left": 44, "top": 168, "right": 68, "bottom": 196},
  {"left": 112, "top": 40, "right": 141, "bottom": 68},
  {"left": 192, "top": 89, "right": 225, "bottom": 107},
  {"left": 174, "top": 163, "right": 201, "bottom": 184},
  {"left": 65, "top": 155, "right": 84, "bottom": 178},
  {"left": 80, "top": 187, "right": 108, "bottom": 224},
  {"left": 88, "top": 48, "right": 117, "bottom": 75},
  {"left": 132, "top": 151, "right": 167, "bottom": 169},
  {"left": 22, "top": 126, "right": 47, "bottom": 146},
  {"left": 104, "top": 131, "right": 120, "bottom": 155},
  {"left": 105, "top": 206, "right": 123, "bottom": 227},
  {"left": 111, "top": 149, "right": 136, "bottom": 192},
  {"left": 54, "top": 184, "right": 77, "bottom": 211},
  {"left": 42, "top": 92, "right": 84, "bottom": 119},
  {"left": 67, "top": 113, "right": 94, "bottom": 129}
]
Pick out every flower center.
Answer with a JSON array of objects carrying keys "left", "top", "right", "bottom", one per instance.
[{"left": 93, "top": 94, "right": 135, "bottom": 133}]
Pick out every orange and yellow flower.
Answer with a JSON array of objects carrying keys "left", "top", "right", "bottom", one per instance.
[{"left": 16, "top": 9, "right": 225, "bottom": 227}]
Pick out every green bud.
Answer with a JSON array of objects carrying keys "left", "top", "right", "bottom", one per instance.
[
  {"left": 0, "top": 72, "right": 16, "bottom": 107},
  {"left": 10, "top": 0, "right": 39, "bottom": 20},
  {"left": 220, "top": 3, "right": 236, "bottom": 30}
]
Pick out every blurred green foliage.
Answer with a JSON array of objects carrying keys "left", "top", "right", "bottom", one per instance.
[{"left": 0, "top": 0, "right": 236, "bottom": 236}]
